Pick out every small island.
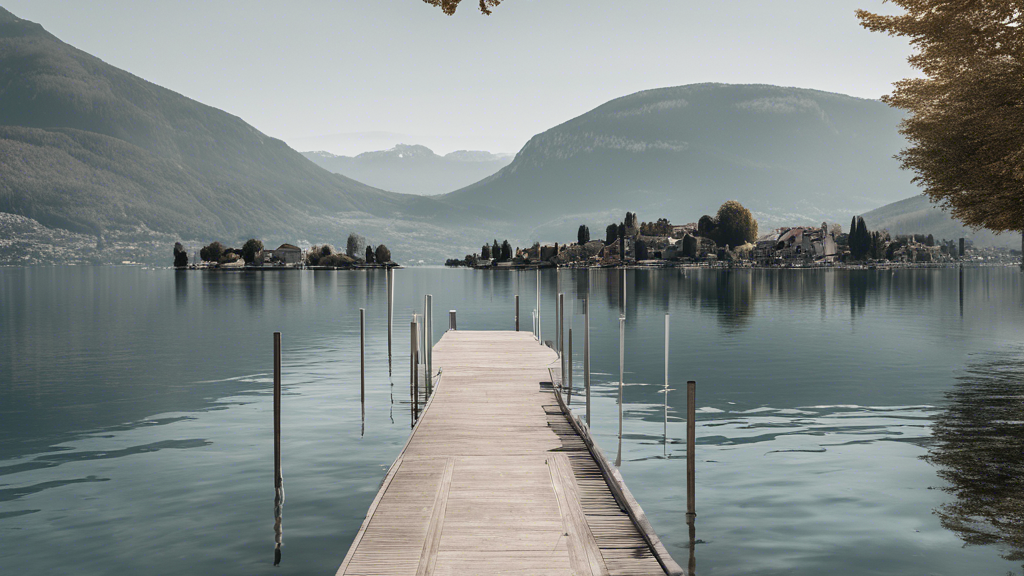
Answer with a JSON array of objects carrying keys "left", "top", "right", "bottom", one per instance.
[{"left": 172, "top": 234, "right": 397, "bottom": 270}]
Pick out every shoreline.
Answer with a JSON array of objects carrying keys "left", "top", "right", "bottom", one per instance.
[
  {"left": 176, "top": 264, "right": 402, "bottom": 271},
  {"left": 444, "top": 260, "right": 1020, "bottom": 271}
]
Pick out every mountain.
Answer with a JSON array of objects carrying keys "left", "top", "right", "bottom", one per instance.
[
  {"left": 303, "top": 145, "right": 513, "bottom": 195},
  {"left": 0, "top": 7, "right": 487, "bottom": 262},
  {"left": 862, "top": 194, "right": 1017, "bottom": 248},
  {"left": 441, "top": 83, "right": 916, "bottom": 238}
]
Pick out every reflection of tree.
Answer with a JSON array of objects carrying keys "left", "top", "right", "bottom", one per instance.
[
  {"left": 925, "top": 349, "right": 1024, "bottom": 562},
  {"left": 698, "top": 271, "right": 754, "bottom": 332},
  {"left": 847, "top": 271, "right": 868, "bottom": 316}
]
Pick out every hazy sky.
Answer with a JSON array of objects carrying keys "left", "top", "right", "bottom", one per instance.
[{"left": 5, "top": 0, "right": 913, "bottom": 156}]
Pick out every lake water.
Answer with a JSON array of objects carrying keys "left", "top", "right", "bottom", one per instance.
[{"left": 2, "top": 266, "right": 1023, "bottom": 575}]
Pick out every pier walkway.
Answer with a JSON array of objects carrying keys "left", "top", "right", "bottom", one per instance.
[{"left": 336, "top": 330, "right": 682, "bottom": 576}]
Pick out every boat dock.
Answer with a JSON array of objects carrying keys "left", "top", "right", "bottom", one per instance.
[{"left": 335, "top": 330, "right": 682, "bottom": 576}]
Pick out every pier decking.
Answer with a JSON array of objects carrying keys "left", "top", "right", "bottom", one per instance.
[{"left": 336, "top": 330, "right": 681, "bottom": 576}]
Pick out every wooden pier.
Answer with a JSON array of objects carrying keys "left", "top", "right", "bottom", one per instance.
[{"left": 336, "top": 330, "right": 682, "bottom": 576}]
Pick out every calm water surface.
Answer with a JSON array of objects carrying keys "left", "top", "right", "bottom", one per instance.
[{"left": 1, "top": 266, "right": 1023, "bottom": 575}]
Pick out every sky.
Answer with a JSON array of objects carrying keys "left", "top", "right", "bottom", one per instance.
[{"left": 4, "top": 0, "right": 914, "bottom": 156}]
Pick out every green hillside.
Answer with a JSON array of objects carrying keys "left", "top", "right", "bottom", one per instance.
[
  {"left": 442, "top": 84, "right": 916, "bottom": 236},
  {"left": 0, "top": 7, "right": 465, "bottom": 251}
]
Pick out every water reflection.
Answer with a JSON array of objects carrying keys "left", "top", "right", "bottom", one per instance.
[
  {"left": 174, "top": 269, "right": 187, "bottom": 307},
  {"left": 959, "top": 265, "right": 964, "bottom": 318},
  {"left": 687, "top": 521, "right": 697, "bottom": 576},
  {"left": 926, "top": 348, "right": 1024, "bottom": 562},
  {"left": 274, "top": 482, "right": 284, "bottom": 566}
]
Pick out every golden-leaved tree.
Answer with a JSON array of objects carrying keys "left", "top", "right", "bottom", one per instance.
[
  {"left": 857, "top": 1, "right": 1024, "bottom": 235},
  {"left": 422, "top": 0, "right": 502, "bottom": 15}
]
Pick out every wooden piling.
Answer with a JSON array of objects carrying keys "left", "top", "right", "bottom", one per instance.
[
  {"left": 687, "top": 380, "right": 696, "bottom": 523},
  {"left": 557, "top": 289, "right": 565, "bottom": 352},
  {"left": 273, "top": 331, "right": 282, "bottom": 490},
  {"left": 360, "top": 309, "right": 365, "bottom": 404},
  {"left": 515, "top": 294, "right": 520, "bottom": 331},
  {"left": 448, "top": 310, "right": 456, "bottom": 331}
]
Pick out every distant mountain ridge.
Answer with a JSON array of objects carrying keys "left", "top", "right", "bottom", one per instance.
[
  {"left": 0, "top": 6, "right": 486, "bottom": 261},
  {"left": 441, "top": 83, "right": 917, "bottom": 238},
  {"left": 303, "top": 145, "right": 513, "bottom": 195}
]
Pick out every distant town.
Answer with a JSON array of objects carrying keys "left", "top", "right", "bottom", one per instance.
[{"left": 445, "top": 201, "right": 1023, "bottom": 269}]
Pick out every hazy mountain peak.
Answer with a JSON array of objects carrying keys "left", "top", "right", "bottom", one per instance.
[
  {"left": 444, "top": 150, "right": 514, "bottom": 162},
  {"left": 302, "top": 144, "right": 514, "bottom": 195},
  {"left": 375, "top": 143, "right": 435, "bottom": 159}
]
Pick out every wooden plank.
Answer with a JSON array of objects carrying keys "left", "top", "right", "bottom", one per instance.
[{"left": 417, "top": 456, "right": 455, "bottom": 576}]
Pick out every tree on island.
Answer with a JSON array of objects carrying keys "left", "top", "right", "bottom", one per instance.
[
  {"left": 501, "top": 240, "right": 513, "bottom": 261},
  {"left": 173, "top": 242, "right": 188, "bottom": 267},
  {"left": 605, "top": 224, "right": 618, "bottom": 245},
  {"left": 870, "top": 230, "right": 890, "bottom": 260},
  {"left": 697, "top": 215, "right": 717, "bottom": 238},
  {"left": 640, "top": 218, "right": 672, "bottom": 236},
  {"left": 849, "top": 216, "right": 872, "bottom": 260},
  {"left": 492, "top": 240, "right": 501, "bottom": 262},
  {"left": 346, "top": 234, "right": 365, "bottom": 258},
  {"left": 481, "top": 244, "right": 491, "bottom": 259},
  {"left": 858, "top": 2, "right": 1024, "bottom": 238},
  {"left": 422, "top": 0, "right": 502, "bottom": 15},
  {"left": 375, "top": 245, "right": 391, "bottom": 265},
  {"left": 365, "top": 245, "right": 375, "bottom": 263},
  {"left": 701, "top": 201, "right": 758, "bottom": 248},
  {"left": 200, "top": 241, "right": 225, "bottom": 262},
  {"left": 577, "top": 225, "right": 590, "bottom": 245},
  {"left": 241, "top": 239, "right": 263, "bottom": 264},
  {"left": 621, "top": 212, "right": 640, "bottom": 239}
]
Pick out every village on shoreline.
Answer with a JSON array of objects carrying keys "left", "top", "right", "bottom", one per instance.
[
  {"left": 445, "top": 202, "right": 1023, "bottom": 271},
  {"left": 169, "top": 202, "right": 1021, "bottom": 271}
]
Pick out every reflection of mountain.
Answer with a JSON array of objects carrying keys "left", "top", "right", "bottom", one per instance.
[{"left": 925, "top": 348, "right": 1024, "bottom": 561}]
